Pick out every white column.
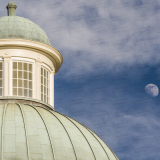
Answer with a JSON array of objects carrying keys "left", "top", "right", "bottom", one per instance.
[
  {"left": 50, "top": 70, "right": 55, "bottom": 108},
  {"left": 35, "top": 60, "right": 42, "bottom": 100},
  {"left": 3, "top": 57, "right": 11, "bottom": 96}
]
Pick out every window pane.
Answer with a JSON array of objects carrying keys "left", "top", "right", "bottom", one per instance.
[
  {"left": 41, "top": 68, "right": 43, "bottom": 76},
  {"left": 24, "top": 71, "right": 27, "bottom": 79},
  {"left": 29, "top": 72, "right": 32, "bottom": 80},
  {"left": 44, "top": 70, "right": 46, "bottom": 77},
  {"left": 44, "top": 95, "right": 46, "bottom": 103},
  {"left": 44, "top": 78, "right": 46, "bottom": 86},
  {"left": 41, "top": 85, "right": 43, "bottom": 92},
  {"left": 0, "top": 80, "right": 2, "bottom": 87},
  {"left": 46, "top": 80, "right": 48, "bottom": 88},
  {"left": 29, "top": 64, "right": 32, "bottom": 72},
  {"left": 18, "top": 71, "right": 22, "bottom": 78},
  {"left": 13, "top": 71, "right": 17, "bottom": 78},
  {"left": 13, "top": 88, "right": 17, "bottom": 95},
  {"left": 18, "top": 88, "right": 22, "bottom": 96},
  {"left": 41, "top": 76, "right": 43, "bottom": 83},
  {"left": 13, "top": 79, "right": 17, "bottom": 87},
  {"left": 18, "top": 79, "right": 22, "bottom": 87},
  {"left": 13, "top": 62, "right": 17, "bottom": 69},
  {"left": 29, "top": 81, "right": 32, "bottom": 89},
  {"left": 24, "top": 63, "right": 27, "bottom": 71},
  {"left": 47, "top": 89, "right": 49, "bottom": 96},
  {"left": 24, "top": 89, "right": 28, "bottom": 97},
  {"left": 41, "top": 93, "right": 43, "bottom": 101},
  {"left": 48, "top": 80, "right": 50, "bottom": 88},
  {"left": 18, "top": 62, "right": 22, "bottom": 70},
  {"left": 0, "top": 88, "right": 2, "bottom": 96},
  {"left": 44, "top": 86, "right": 46, "bottom": 94},
  {"left": 29, "top": 90, "right": 32, "bottom": 97},
  {"left": 0, "top": 71, "right": 2, "bottom": 78},
  {"left": 24, "top": 80, "right": 27, "bottom": 88},
  {"left": 0, "top": 62, "right": 2, "bottom": 70}
]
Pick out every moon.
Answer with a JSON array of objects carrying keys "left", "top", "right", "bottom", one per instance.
[{"left": 145, "top": 84, "right": 159, "bottom": 97}]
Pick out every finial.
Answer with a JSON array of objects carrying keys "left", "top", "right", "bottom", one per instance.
[{"left": 6, "top": 1, "right": 17, "bottom": 16}]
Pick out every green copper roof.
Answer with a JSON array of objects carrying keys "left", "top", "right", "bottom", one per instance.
[
  {"left": 0, "top": 16, "right": 51, "bottom": 45},
  {"left": 0, "top": 102, "right": 119, "bottom": 160}
]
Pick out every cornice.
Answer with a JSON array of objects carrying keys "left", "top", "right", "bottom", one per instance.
[{"left": 0, "top": 39, "right": 63, "bottom": 73}]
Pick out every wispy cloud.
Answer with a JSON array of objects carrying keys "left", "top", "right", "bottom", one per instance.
[
  {"left": 1, "top": 1, "right": 160, "bottom": 159},
  {"left": 2, "top": 0, "right": 160, "bottom": 78}
]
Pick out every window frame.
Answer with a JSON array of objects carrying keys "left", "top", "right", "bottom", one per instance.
[
  {"left": 11, "top": 57, "right": 35, "bottom": 98},
  {"left": 41, "top": 64, "right": 51, "bottom": 104}
]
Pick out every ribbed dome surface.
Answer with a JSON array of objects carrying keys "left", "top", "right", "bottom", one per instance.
[
  {"left": 0, "top": 103, "right": 119, "bottom": 160},
  {"left": 0, "top": 16, "right": 51, "bottom": 45}
]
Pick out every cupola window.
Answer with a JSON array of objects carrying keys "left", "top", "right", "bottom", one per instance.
[
  {"left": 12, "top": 61, "right": 33, "bottom": 97},
  {"left": 41, "top": 67, "right": 50, "bottom": 103}
]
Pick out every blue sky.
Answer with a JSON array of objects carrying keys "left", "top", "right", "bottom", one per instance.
[{"left": 1, "top": 0, "right": 160, "bottom": 159}]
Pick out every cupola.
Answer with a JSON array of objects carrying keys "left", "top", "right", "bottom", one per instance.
[{"left": 0, "top": 1, "right": 63, "bottom": 108}]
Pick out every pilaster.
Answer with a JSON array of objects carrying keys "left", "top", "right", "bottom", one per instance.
[
  {"left": 35, "top": 60, "right": 42, "bottom": 100},
  {"left": 3, "top": 56, "right": 11, "bottom": 96},
  {"left": 50, "top": 70, "right": 55, "bottom": 108}
]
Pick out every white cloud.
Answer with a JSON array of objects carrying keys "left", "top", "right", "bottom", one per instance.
[{"left": 2, "top": 0, "right": 160, "bottom": 78}]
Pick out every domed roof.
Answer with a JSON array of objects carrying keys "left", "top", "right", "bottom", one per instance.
[
  {"left": 0, "top": 102, "right": 119, "bottom": 160},
  {"left": 0, "top": 16, "right": 51, "bottom": 45}
]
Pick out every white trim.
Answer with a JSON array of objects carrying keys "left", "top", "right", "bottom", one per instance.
[
  {"left": 41, "top": 63, "right": 52, "bottom": 72},
  {"left": 33, "top": 62, "right": 36, "bottom": 99},
  {"left": 3, "top": 59, "right": 5, "bottom": 96},
  {"left": 50, "top": 73, "right": 54, "bottom": 107},
  {"left": 41, "top": 66, "right": 51, "bottom": 105},
  {"left": 0, "top": 39, "right": 63, "bottom": 74},
  {"left": 11, "top": 57, "right": 35, "bottom": 63},
  {"left": 50, "top": 73, "right": 52, "bottom": 106},
  {"left": 10, "top": 60, "right": 12, "bottom": 96},
  {"left": 2, "top": 60, "right": 4, "bottom": 97}
]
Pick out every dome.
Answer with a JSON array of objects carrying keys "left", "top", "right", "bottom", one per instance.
[
  {"left": 0, "top": 2, "right": 119, "bottom": 160},
  {"left": 0, "top": 102, "right": 119, "bottom": 160},
  {"left": 0, "top": 16, "right": 51, "bottom": 46}
]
